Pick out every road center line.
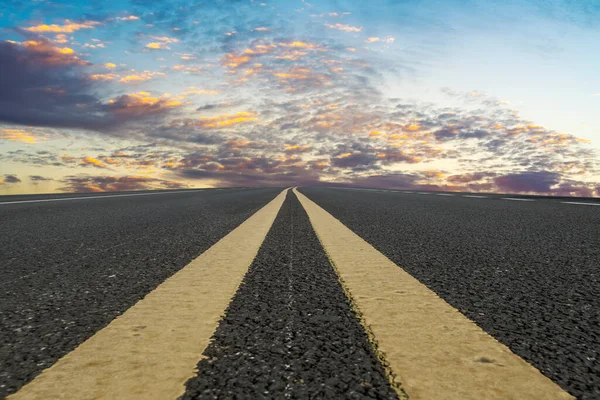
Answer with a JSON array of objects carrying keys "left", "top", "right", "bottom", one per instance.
[
  {"left": 8, "top": 188, "right": 289, "bottom": 400},
  {"left": 462, "top": 195, "right": 488, "bottom": 198},
  {"left": 0, "top": 189, "right": 208, "bottom": 205},
  {"left": 502, "top": 198, "right": 536, "bottom": 202},
  {"left": 435, "top": 193, "right": 455, "bottom": 196},
  {"left": 561, "top": 201, "right": 600, "bottom": 206},
  {"left": 294, "top": 188, "right": 572, "bottom": 400}
]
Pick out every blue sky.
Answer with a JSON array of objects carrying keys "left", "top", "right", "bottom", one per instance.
[{"left": 0, "top": 0, "right": 598, "bottom": 195}]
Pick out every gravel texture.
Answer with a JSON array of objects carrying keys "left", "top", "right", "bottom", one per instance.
[
  {"left": 181, "top": 191, "right": 399, "bottom": 400},
  {"left": 300, "top": 187, "right": 600, "bottom": 400},
  {"left": 0, "top": 188, "right": 281, "bottom": 398}
]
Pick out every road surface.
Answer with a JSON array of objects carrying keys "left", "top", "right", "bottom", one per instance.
[{"left": 1, "top": 186, "right": 598, "bottom": 399}]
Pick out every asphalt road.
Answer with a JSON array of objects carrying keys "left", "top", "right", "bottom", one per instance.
[
  {"left": 300, "top": 187, "right": 600, "bottom": 400},
  {"left": 0, "top": 187, "right": 282, "bottom": 398},
  {"left": 182, "top": 191, "right": 398, "bottom": 399}
]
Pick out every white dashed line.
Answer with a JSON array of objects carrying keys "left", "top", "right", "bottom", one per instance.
[
  {"left": 561, "top": 202, "right": 600, "bottom": 206},
  {"left": 462, "top": 195, "right": 488, "bottom": 199},
  {"left": 502, "top": 198, "right": 535, "bottom": 202},
  {"left": 0, "top": 190, "right": 206, "bottom": 205},
  {"left": 417, "top": 192, "right": 430, "bottom": 195},
  {"left": 436, "top": 193, "right": 455, "bottom": 197}
]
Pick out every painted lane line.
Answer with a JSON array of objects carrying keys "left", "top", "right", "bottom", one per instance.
[
  {"left": 9, "top": 189, "right": 289, "bottom": 400},
  {"left": 502, "top": 198, "right": 536, "bottom": 202},
  {"left": 561, "top": 201, "right": 600, "bottom": 206},
  {"left": 462, "top": 195, "right": 488, "bottom": 198},
  {"left": 294, "top": 188, "right": 572, "bottom": 400},
  {"left": 417, "top": 192, "right": 430, "bottom": 195},
  {"left": 435, "top": 193, "right": 455, "bottom": 197},
  {"left": 0, "top": 189, "right": 208, "bottom": 205}
]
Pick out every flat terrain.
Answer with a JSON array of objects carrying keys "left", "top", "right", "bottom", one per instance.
[{"left": 300, "top": 187, "right": 600, "bottom": 400}]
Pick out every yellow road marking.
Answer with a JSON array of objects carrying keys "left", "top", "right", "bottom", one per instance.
[
  {"left": 294, "top": 188, "right": 573, "bottom": 400},
  {"left": 9, "top": 188, "right": 289, "bottom": 400}
]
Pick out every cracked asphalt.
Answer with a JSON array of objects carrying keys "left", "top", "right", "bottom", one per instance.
[
  {"left": 0, "top": 188, "right": 281, "bottom": 398},
  {"left": 300, "top": 187, "right": 600, "bottom": 400},
  {"left": 181, "top": 191, "right": 399, "bottom": 400}
]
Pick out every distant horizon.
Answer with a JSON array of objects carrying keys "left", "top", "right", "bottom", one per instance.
[
  {"left": 2, "top": 184, "right": 600, "bottom": 200},
  {"left": 1, "top": 0, "right": 599, "bottom": 196}
]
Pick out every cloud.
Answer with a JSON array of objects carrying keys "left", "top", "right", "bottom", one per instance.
[
  {"left": 145, "top": 42, "right": 170, "bottom": 50},
  {"left": 80, "top": 156, "right": 107, "bottom": 168},
  {"left": 188, "top": 112, "right": 259, "bottom": 128},
  {"left": 0, "top": 39, "right": 186, "bottom": 131},
  {"left": 90, "top": 73, "right": 120, "bottom": 81},
  {"left": 119, "top": 71, "right": 166, "bottom": 83},
  {"left": 54, "top": 34, "right": 69, "bottom": 44},
  {"left": 494, "top": 171, "right": 560, "bottom": 193},
  {"left": 365, "top": 37, "right": 395, "bottom": 44},
  {"left": 117, "top": 15, "right": 140, "bottom": 21},
  {"left": 58, "top": 175, "right": 187, "bottom": 192},
  {"left": 24, "top": 20, "right": 100, "bottom": 33},
  {"left": 171, "top": 65, "right": 203, "bottom": 74},
  {"left": 180, "top": 87, "right": 218, "bottom": 96},
  {"left": 324, "top": 23, "right": 362, "bottom": 32},
  {"left": 15, "top": 39, "right": 89, "bottom": 66},
  {"left": 285, "top": 144, "right": 312, "bottom": 153},
  {"left": 3, "top": 174, "right": 21, "bottom": 183},
  {"left": 0, "top": 129, "right": 41, "bottom": 143},
  {"left": 0, "top": 39, "right": 108, "bottom": 130},
  {"left": 106, "top": 91, "right": 184, "bottom": 116},
  {"left": 29, "top": 175, "right": 53, "bottom": 181},
  {"left": 148, "top": 36, "right": 179, "bottom": 43}
]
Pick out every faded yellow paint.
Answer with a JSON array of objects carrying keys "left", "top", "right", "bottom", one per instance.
[
  {"left": 293, "top": 188, "right": 573, "bottom": 400},
  {"left": 9, "top": 188, "right": 289, "bottom": 400}
]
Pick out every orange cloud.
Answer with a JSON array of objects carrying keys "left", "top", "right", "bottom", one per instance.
[
  {"left": 422, "top": 170, "right": 445, "bottom": 179},
  {"left": 20, "top": 40, "right": 89, "bottom": 65},
  {"left": 119, "top": 71, "right": 166, "bottom": 83},
  {"left": 194, "top": 112, "right": 259, "bottom": 128},
  {"left": 273, "top": 67, "right": 312, "bottom": 80},
  {"left": 107, "top": 92, "right": 184, "bottom": 115},
  {"left": 145, "top": 42, "right": 170, "bottom": 50},
  {"left": 325, "top": 23, "right": 362, "bottom": 32},
  {"left": 404, "top": 124, "right": 422, "bottom": 132},
  {"left": 285, "top": 144, "right": 312, "bottom": 153},
  {"left": 80, "top": 156, "right": 107, "bottom": 168},
  {"left": 24, "top": 20, "right": 100, "bottom": 33},
  {"left": 279, "top": 41, "right": 321, "bottom": 50},
  {"left": 171, "top": 65, "right": 203, "bottom": 74},
  {"left": 90, "top": 73, "right": 119, "bottom": 81},
  {"left": 54, "top": 34, "right": 69, "bottom": 44},
  {"left": 0, "top": 129, "right": 41, "bottom": 143}
]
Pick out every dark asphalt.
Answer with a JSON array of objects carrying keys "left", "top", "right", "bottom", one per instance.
[
  {"left": 181, "top": 191, "right": 399, "bottom": 400},
  {"left": 300, "top": 187, "right": 600, "bottom": 400},
  {"left": 0, "top": 187, "right": 282, "bottom": 398}
]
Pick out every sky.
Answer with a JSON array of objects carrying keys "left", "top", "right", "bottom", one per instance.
[{"left": 0, "top": 0, "right": 599, "bottom": 196}]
